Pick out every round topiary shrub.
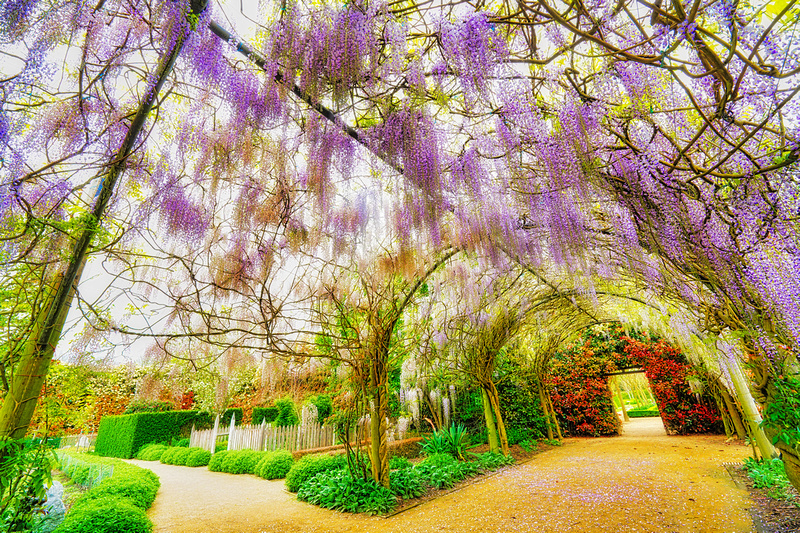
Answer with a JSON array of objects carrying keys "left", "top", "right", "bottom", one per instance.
[
  {"left": 53, "top": 495, "right": 152, "bottom": 533},
  {"left": 185, "top": 448, "right": 212, "bottom": 467},
  {"left": 285, "top": 453, "right": 346, "bottom": 492},
  {"left": 171, "top": 447, "right": 192, "bottom": 466},
  {"left": 207, "top": 450, "right": 230, "bottom": 472},
  {"left": 159, "top": 447, "right": 180, "bottom": 465},
  {"left": 138, "top": 444, "right": 168, "bottom": 462},
  {"left": 255, "top": 450, "right": 294, "bottom": 480}
]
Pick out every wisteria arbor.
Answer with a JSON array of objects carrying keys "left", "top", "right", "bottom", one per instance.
[{"left": 1, "top": 0, "right": 799, "bottom": 486}]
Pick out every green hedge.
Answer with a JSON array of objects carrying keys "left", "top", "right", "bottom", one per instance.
[
  {"left": 251, "top": 407, "right": 279, "bottom": 425},
  {"left": 221, "top": 408, "right": 244, "bottom": 426},
  {"left": 254, "top": 450, "right": 294, "bottom": 479},
  {"left": 285, "top": 453, "right": 346, "bottom": 492},
  {"left": 95, "top": 411, "right": 211, "bottom": 459},
  {"left": 54, "top": 450, "right": 159, "bottom": 533},
  {"left": 627, "top": 408, "right": 660, "bottom": 418}
]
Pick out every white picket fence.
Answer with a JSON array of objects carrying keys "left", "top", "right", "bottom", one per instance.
[
  {"left": 189, "top": 414, "right": 335, "bottom": 453},
  {"left": 58, "top": 433, "right": 97, "bottom": 450}
]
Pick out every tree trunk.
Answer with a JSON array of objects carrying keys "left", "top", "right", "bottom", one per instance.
[
  {"left": 485, "top": 382, "right": 508, "bottom": 455},
  {"left": 545, "top": 390, "right": 563, "bottom": 439},
  {"left": 725, "top": 355, "right": 775, "bottom": 460},
  {"left": 368, "top": 340, "right": 390, "bottom": 488},
  {"left": 481, "top": 388, "right": 500, "bottom": 453},
  {"left": 538, "top": 385, "right": 554, "bottom": 440},
  {"left": 617, "top": 386, "right": 630, "bottom": 422}
]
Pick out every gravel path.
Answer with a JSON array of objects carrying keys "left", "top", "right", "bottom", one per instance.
[{"left": 130, "top": 418, "right": 756, "bottom": 533}]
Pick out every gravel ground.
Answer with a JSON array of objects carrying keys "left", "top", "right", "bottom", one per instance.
[{"left": 130, "top": 418, "right": 756, "bottom": 533}]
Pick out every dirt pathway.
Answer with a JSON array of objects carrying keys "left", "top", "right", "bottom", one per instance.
[{"left": 130, "top": 418, "right": 756, "bottom": 533}]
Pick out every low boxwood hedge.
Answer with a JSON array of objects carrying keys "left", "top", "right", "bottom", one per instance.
[
  {"left": 185, "top": 448, "right": 212, "bottom": 467},
  {"left": 254, "top": 450, "right": 294, "bottom": 480},
  {"left": 54, "top": 450, "right": 159, "bottom": 533},
  {"left": 285, "top": 453, "right": 346, "bottom": 492},
  {"left": 627, "top": 408, "right": 660, "bottom": 418}
]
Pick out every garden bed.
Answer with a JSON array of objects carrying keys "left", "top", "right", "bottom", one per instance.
[
  {"left": 727, "top": 463, "right": 800, "bottom": 533},
  {"left": 385, "top": 441, "right": 554, "bottom": 516}
]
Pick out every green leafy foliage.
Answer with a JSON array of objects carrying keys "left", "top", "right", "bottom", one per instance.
[
  {"left": 389, "top": 455, "right": 412, "bottom": 470},
  {"left": 473, "top": 451, "right": 515, "bottom": 470},
  {"left": 420, "top": 424, "right": 472, "bottom": 460},
  {"left": 185, "top": 448, "right": 212, "bottom": 467},
  {"left": 251, "top": 407, "right": 279, "bottom": 425},
  {"left": 415, "top": 453, "right": 473, "bottom": 489},
  {"left": 207, "top": 451, "right": 229, "bottom": 472},
  {"left": 221, "top": 408, "right": 243, "bottom": 426},
  {"left": 220, "top": 450, "right": 265, "bottom": 475},
  {"left": 53, "top": 496, "right": 152, "bottom": 533},
  {"left": 95, "top": 411, "right": 210, "bottom": 459},
  {"left": 274, "top": 397, "right": 299, "bottom": 427},
  {"left": 158, "top": 447, "right": 180, "bottom": 465},
  {"left": 123, "top": 401, "right": 173, "bottom": 414},
  {"left": 254, "top": 450, "right": 294, "bottom": 479},
  {"left": 0, "top": 438, "right": 53, "bottom": 532},
  {"left": 285, "top": 453, "right": 346, "bottom": 492},
  {"left": 297, "top": 470, "right": 397, "bottom": 515},
  {"left": 763, "top": 375, "right": 800, "bottom": 449},
  {"left": 171, "top": 448, "right": 192, "bottom": 466},
  {"left": 744, "top": 457, "right": 796, "bottom": 501},
  {"left": 627, "top": 408, "right": 660, "bottom": 418},
  {"left": 307, "top": 395, "right": 333, "bottom": 424},
  {"left": 389, "top": 468, "right": 424, "bottom": 499},
  {"left": 135, "top": 444, "right": 167, "bottom": 461},
  {"left": 54, "top": 450, "right": 159, "bottom": 533}
]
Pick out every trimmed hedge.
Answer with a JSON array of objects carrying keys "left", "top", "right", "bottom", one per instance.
[
  {"left": 95, "top": 411, "right": 211, "bottom": 459},
  {"left": 285, "top": 453, "right": 346, "bottom": 492},
  {"left": 221, "top": 408, "right": 244, "bottom": 426},
  {"left": 627, "top": 408, "right": 661, "bottom": 418},
  {"left": 274, "top": 397, "right": 299, "bottom": 427},
  {"left": 254, "top": 450, "right": 294, "bottom": 480},
  {"left": 207, "top": 450, "right": 230, "bottom": 472},
  {"left": 54, "top": 450, "right": 159, "bottom": 533},
  {"left": 135, "top": 444, "right": 167, "bottom": 461},
  {"left": 251, "top": 407, "right": 279, "bottom": 425},
  {"left": 185, "top": 448, "right": 212, "bottom": 467}
]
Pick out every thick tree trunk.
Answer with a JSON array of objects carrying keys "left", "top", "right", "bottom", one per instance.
[
  {"left": 725, "top": 356, "right": 775, "bottom": 460},
  {"left": 718, "top": 384, "right": 747, "bottom": 439},
  {"left": 481, "top": 387, "right": 500, "bottom": 453},
  {"left": 485, "top": 382, "right": 508, "bottom": 455},
  {"left": 538, "top": 385, "right": 554, "bottom": 440},
  {"left": 368, "top": 341, "right": 390, "bottom": 488}
]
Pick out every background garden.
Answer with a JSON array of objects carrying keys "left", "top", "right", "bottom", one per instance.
[{"left": 1, "top": 0, "right": 799, "bottom": 531}]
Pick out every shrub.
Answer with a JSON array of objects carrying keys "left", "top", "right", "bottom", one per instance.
[
  {"left": 171, "top": 437, "right": 190, "bottom": 447},
  {"left": 171, "top": 447, "right": 193, "bottom": 466},
  {"left": 53, "top": 496, "right": 151, "bottom": 533},
  {"left": 54, "top": 450, "right": 159, "bottom": 533},
  {"left": 215, "top": 441, "right": 228, "bottom": 453},
  {"left": 389, "top": 456, "right": 412, "bottom": 470},
  {"left": 285, "top": 453, "right": 346, "bottom": 492},
  {"left": 185, "top": 448, "right": 212, "bottom": 467},
  {"left": 221, "top": 450, "right": 264, "bottom": 475},
  {"left": 743, "top": 457, "right": 794, "bottom": 499},
  {"left": 307, "top": 395, "right": 333, "bottom": 424},
  {"left": 297, "top": 470, "right": 396, "bottom": 515},
  {"left": 390, "top": 468, "right": 425, "bottom": 499},
  {"left": 255, "top": 450, "right": 294, "bottom": 479},
  {"left": 275, "top": 397, "right": 299, "bottom": 427},
  {"left": 505, "top": 427, "right": 543, "bottom": 445},
  {"left": 420, "top": 432, "right": 451, "bottom": 456},
  {"left": 207, "top": 451, "right": 229, "bottom": 472},
  {"left": 251, "top": 407, "right": 279, "bottom": 425},
  {"left": 415, "top": 453, "right": 469, "bottom": 489},
  {"left": 135, "top": 444, "right": 167, "bottom": 461},
  {"left": 474, "top": 451, "right": 515, "bottom": 471},
  {"left": 95, "top": 411, "right": 209, "bottom": 459},
  {"left": 159, "top": 447, "right": 180, "bottom": 465}
]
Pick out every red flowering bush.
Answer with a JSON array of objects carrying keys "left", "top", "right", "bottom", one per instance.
[{"left": 547, "top": 325, "right": 722, "bottom": 436}]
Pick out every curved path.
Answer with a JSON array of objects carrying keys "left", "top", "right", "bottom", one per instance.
[{"left": 130, "top": 419, "right": 756, "bottom": 533}]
